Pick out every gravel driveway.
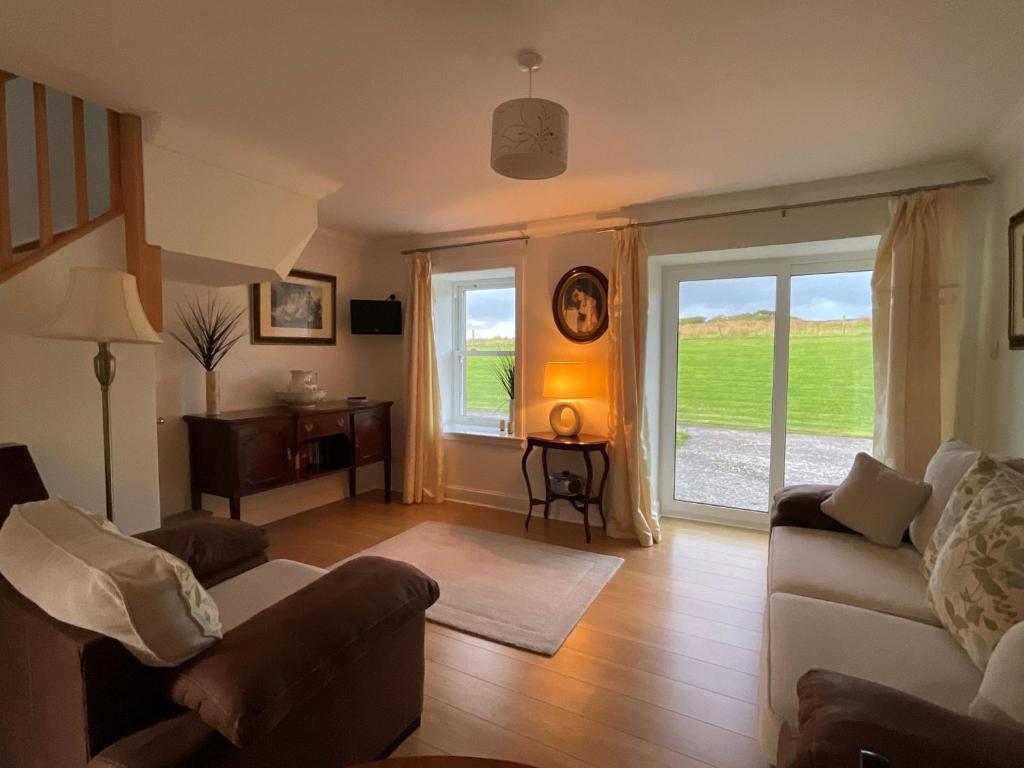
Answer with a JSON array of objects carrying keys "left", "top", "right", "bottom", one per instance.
[{"left": 674, "top": 424, "right": 871, "bottom": 511}]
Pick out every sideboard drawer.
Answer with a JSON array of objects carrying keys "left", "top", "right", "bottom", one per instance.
[{"left": 297, "top": 412, "right": 349, "bottom": 439}]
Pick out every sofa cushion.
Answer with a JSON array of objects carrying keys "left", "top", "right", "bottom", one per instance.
[
  {"left": 821, "top": 453, "right": 931, "bottom": 548},
  {"left": 928, "top": 467, "right": 1024, "bottom": 670},
  {"left": 768, "top": 593, "right": 981, "bottom": 727},
  {"left": 769, "top": 527, "right": 936, "bottom": 625},
  {"left": 970, "top": 620, "right": 1024, "bottom": 728},
  {"left": 167, "top": 556, "right": 439, "bottom": 747},
  {"left": 0, "top": 498, "right": 222, "bottom": 667},
  {"left": 780, "top": 669, "right": 1024, "bottom": 768},
  {"left": 135, "top": 518, "right": 270, "bottom": 587},
  {"left": 207, "top": 559, "right": 326, "bottom": 632},
  {"left": 921, "top": 453, "right": 1011, "bottom": 579},
  {"left": 911, "top": 439, "right": 980, "bottom": 554}
]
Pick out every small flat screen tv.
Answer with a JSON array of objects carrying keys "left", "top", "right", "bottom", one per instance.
[{"left": 350, "top": 299, "right": 402, "bottom": 335}]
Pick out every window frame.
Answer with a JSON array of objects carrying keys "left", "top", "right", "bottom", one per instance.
[
  {"left": 657, "top": 250, "right": 876, "bottom": 529},
  {"left": 448, "top": 275, "right": 517, "bottom": 431}
]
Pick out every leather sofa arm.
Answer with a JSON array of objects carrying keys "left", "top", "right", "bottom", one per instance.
[
  {"left": 770, "top": 484, "right": 852, "bottom": 533},
  {"left": 166, "top": 555, "right": 439, "bottom": 748},
  {"left": 135, "top": 518, "right": 269, "bottom": 587},
  {"left": 779, "top": 670, "right": 1024, "bottom": 768}
]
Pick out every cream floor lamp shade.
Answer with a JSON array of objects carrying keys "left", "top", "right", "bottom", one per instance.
[
  {"left": 38, "top": 268, "right": 161, "bottom": 521},
  {"left": 543, "top": 361, "right": 593, "bottom": 437}
]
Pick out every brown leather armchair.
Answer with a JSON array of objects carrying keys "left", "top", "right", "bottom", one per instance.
[{"left": 0, "top": 444, "right": 438, "bottom": 768}]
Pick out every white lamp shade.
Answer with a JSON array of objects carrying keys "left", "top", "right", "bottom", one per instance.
[
  {"left": 491, "top": 97, "right": 568, "bottom": 180},
  {"left": 38, "top": 267, "right": 161, "bottom": 344},
  {"left": 542, "top": 361, "right": 594, "bottom": 400}
]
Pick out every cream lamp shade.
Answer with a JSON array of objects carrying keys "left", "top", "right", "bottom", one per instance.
[
  {"left": 39, "top": 268, "right": 161, "bottom": 343},
  {"left": 491, "top": 97, "right": 569, "bottom": 180},
  {"left": 36, "top": 267, "right": 160, "bottom": 523},
  {"left": 543, "top": 362, "right": 592, "bottom": 437},
  {"left": 490, "top": 49, "right": 568, "bottom": 181}
]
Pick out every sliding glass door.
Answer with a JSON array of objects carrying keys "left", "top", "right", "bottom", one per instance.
[{"left": 659, "top": 253, "right": 874, "bottom": 525}]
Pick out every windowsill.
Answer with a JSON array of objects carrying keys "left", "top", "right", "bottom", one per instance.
[{"left": 443, "top": 426, "right": 523, "bottom": 448}]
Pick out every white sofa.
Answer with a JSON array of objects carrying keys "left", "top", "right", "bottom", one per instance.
[{"left": 757, "top": 441, "right": 1022, "bottom": 764}]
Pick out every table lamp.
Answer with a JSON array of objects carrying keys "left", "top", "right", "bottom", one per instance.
[
  {"left": 543, "top": 361, "right": 594, "bottom": 437},
  {"left": 37, "top": 268, "right": 161, "bottom": 521}
]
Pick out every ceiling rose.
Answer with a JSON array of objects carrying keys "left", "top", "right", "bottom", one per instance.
[{"left": 490, "top": 49, "right": 568, "bottom": 180}]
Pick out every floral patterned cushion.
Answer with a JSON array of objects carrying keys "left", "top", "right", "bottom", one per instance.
[
  {"left": 927, "top": 468, "right": 1024, "bottom": 669},
  {"left": 921, "top": 454, "right": 1007, "bottom": 579}
]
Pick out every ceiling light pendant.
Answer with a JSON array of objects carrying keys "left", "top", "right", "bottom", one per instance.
[{"left": 491, "top": 49, "right": 568, "bottom": 180}]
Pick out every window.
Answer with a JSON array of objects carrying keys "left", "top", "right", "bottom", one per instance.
[
  {"left": 433, "top": 267, "right": 517, "bottom": 434},
  {"left": 658, "top": 240, "right": 876, "bottom": 526}
]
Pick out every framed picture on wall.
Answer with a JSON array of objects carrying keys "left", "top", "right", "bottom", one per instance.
[
  {"left": 552, "top": 266, "right": 609, "bottom": 343},
  {"left": 250, "top": 269, "right": 337, "bottom": 345},
  {"left": 1011, "top": 208, "right": 1024, "bottom": 349}
]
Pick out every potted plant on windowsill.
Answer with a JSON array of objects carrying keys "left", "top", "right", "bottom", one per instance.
[
  {"left": 171, "top": 295, "right": 245, "bottom": 415},
  {"left": 496, "top": 355, "right": 516, "bottom": 435}
]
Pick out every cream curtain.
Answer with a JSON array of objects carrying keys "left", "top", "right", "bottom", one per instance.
[
  {"left": 872, "top": 189, "right": 964, "bottom": 479},
  {"left": 606, "top": 225, "right": 661, "bottom": 546},
  {"left": 402, "top": 251, "right": 445, "bottom": 503}
]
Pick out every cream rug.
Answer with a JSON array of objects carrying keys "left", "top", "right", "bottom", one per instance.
[{"left": 336, "top": 522, "right": 623, "bottom": 655}]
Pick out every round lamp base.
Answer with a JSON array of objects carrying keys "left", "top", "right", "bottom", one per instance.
[{"left": 549, "top": 401, "right": 582, "bottom": 437}]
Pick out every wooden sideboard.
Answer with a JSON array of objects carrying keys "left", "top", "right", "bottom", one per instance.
[{"left": 184, "top": 400, "right": 392, "bottom": 519}]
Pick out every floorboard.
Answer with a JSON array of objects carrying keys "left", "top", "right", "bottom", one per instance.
[{"left": 265, "top": 492, "right": 769, "bottom": 768}]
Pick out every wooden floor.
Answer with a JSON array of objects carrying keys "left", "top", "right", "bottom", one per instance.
[{"left": 265, "top": 492, "right": 770, "bottom": 768}]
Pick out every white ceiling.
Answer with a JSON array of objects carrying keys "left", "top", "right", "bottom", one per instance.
[{"left": 3, "top": 1, "right": 1024, "bottom": 238}]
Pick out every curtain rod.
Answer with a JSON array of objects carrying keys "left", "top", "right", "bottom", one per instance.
[
  {"left": 594, "top": 176, "right": 992, "bottom": 233},
  {"left": 400, "top": 234, "right": 529, "bottom": 255}
]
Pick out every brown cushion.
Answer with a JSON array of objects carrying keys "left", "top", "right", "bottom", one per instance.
[
  {"left": 166, "top": 556, "right": 439, "bottom": 747},
  {"left": 781, "top": 669, "right": 1024, "bottom": 768},
  {"left": 770, "top": 485, "right": 850, "bottom": 532},
  {"left": 136, "top": 518, "right": 269, "bottom": 586}
]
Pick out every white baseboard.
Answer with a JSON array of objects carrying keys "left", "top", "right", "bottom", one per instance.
[
  {"left": 444, "top": 484, "right": 588, "bottom": 526},
  {"left": 445, "top": 484, "right": 528, "bottom": 513}
]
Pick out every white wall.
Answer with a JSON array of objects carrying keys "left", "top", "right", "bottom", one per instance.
[
  {"left": 380, "top": 162, "right": 997, "bottom": 525},
  {"left": 156, "top": 229, "right": 404, "bottom": 523},
  {"left": 0, "top": 218, "right": 161, "bottom": 533},
  {"left": 973, "top": 127, "right": 1024, "bottom": 454}
]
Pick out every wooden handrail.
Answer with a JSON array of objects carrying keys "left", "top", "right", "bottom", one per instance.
[
  {"left": 72, "top": 96, "right": 88, "bottom": 226},
  {"left": 32, "top": 83, "right": 52, "bottom": 247},
  {"left": 0, "top": 76, "right": 11, "bottom": 268},
  {"left": 0, "top": 74, "right": 162, "bottom": 330},
  {"left": 119, "top": 113, "right": 162, "bottom": 331}
]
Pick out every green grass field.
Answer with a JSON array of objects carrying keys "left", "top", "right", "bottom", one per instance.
[
  {"left": 463, "top": 321, "right": 873, "bottom": 437},
  {"left": 676, "top": 334, "right": 873, "bottom": 437}
]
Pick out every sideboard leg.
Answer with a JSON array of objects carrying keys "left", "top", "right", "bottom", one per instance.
[
  {"left": 228, "top": 496, "right": 241, "bottom": 521},
  {"left": 349, "top": 466, "right": 357, "bottom": 499},
  {"left": 190, "top": 485, "right": 202, "bottom": 512}
]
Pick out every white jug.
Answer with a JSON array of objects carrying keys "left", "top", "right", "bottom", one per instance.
[{"left": 288, "top": 370, "right": 318, "bottom": 392}]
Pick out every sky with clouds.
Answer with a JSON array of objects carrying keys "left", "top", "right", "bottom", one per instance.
[
  {"left": 679, "top": 271, "right": 872, "bottom": 321},
  {"left": 463, "top": 271, "right": 872, "bottom": 339}
]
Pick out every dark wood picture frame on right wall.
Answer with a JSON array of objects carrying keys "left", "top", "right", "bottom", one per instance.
[{"left": 1010, "top": 207, "right": 1024, "bottom": 349}]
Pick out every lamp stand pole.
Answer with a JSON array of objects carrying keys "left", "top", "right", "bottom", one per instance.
[{"left": 93, "top": 342, "right": 116, "bottom": 522}]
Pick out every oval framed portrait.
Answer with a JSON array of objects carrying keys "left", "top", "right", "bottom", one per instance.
[{"left": 552, "top": 266, "right": 609, "bottom": 343}]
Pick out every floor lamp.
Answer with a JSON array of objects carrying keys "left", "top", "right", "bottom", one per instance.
[{"left": 38, "top": 267, "right": 161, "bottom": 522}]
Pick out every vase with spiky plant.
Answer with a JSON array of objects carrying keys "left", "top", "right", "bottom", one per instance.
[
  {"left": 495, "top": 354, "right": 516, "bottom": 435},
  {"left": 171, "top": 295, "right": 246, "bottom": 415}
]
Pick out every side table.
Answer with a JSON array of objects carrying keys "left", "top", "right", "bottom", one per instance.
[{"left": 520, "top": 431, "right": 610, "bottom": 543}]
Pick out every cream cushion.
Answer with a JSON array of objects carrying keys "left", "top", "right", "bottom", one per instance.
[
  {"left": 768, "top": 592, "right": 981, "bottom": 727},
  {"left": 0, "top": 498, "right": 222, "bottom": 666},
  {"left": 911, "top": 439, "right": 981, "bottom": 554},
  {"left": 970, "top": 620, "right": 1024, "bottom": 728},
  {"left": 821, "top": 452, "right": 932, "bottom": 548},
  {"left": 207, "top": 558, "right": 326, "bottom": 632},
  {"left": 769, "top": 527, "right": 937, "bottom": 625},
  {"left": 928, "top": 468, "right": 1024, "bottom": 669}
]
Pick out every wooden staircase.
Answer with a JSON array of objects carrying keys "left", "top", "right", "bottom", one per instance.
[{"left": 0, "top": 70, "right": 161, "bottom": 330}]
